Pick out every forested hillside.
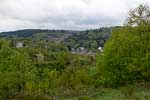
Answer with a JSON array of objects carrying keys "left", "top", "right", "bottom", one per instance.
[
  {"left": 0, "top": 27, "right": 113, "bottom": 51},
  {"left": 65, "top": 27, "right": 113, "bottom": 51},
  {"left": 0, "top": 29, "right": 75, "bottom": 38}
]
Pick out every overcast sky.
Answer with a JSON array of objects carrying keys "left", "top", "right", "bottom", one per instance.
[{"left": 0, "top": 0, "right": 149, "bottom": 32}]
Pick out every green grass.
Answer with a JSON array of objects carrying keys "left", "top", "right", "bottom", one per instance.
[{"left": 62, "top": 85, "right": 150, "bottom": 100}]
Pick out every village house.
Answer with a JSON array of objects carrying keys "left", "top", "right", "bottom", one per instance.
[
  {"left": 16, "top": 42, "right": 24, "bottom": 48},
  {"left": 98, "top": 46, "right": 103, "bottom": 52}
]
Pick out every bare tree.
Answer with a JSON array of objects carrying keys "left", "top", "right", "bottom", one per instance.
[{"left": 125, "top": 4, "right": 150, "bottom": 26}]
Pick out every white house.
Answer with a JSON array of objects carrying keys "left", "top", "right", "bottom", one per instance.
[
  {"left": 98, "top": 46, "right": 103, "bottom": 52},
  {"left": 16, "top": 42, "right": 23, "bottom": 48}
]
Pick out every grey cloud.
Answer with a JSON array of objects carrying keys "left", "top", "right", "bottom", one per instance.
[{"left": 0, "top": 0, "right": 148, "bottom": 31}]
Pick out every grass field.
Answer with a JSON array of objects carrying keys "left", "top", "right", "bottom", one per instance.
[{"left": 62, "top": 83, "right": 150, "bottom": 100}]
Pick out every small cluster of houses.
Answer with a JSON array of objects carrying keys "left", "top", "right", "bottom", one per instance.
[
  {"left": 15, "top": 41, "right": 103, "bottom": 56},
  {"left": 71, "top": 46, "right": 103, "bottom": 55},
  {"left": 15, "top": 42, "right": 24, "bottom": 48}
]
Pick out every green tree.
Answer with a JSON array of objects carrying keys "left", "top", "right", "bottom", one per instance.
[{"left": 98, "top": 25, "right": 150, "bottom": 86}]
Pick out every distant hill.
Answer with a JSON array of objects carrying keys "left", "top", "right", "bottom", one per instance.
[
  {"left": 0, "top": 27, "right": 117, "bottom": 51},
  {"left": 0, "top": 29, "right": 77, "bottom": 38}
]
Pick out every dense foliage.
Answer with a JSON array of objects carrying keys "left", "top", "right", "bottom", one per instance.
[
  {"left": 98, "top": 26, "right": 150, "bottom": 86},
  {"left": 0, "top": 39, "right": 97, "bottom": 99},
  {"left": 97, "top": 4, "right": 150, "bottom": 87}
]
